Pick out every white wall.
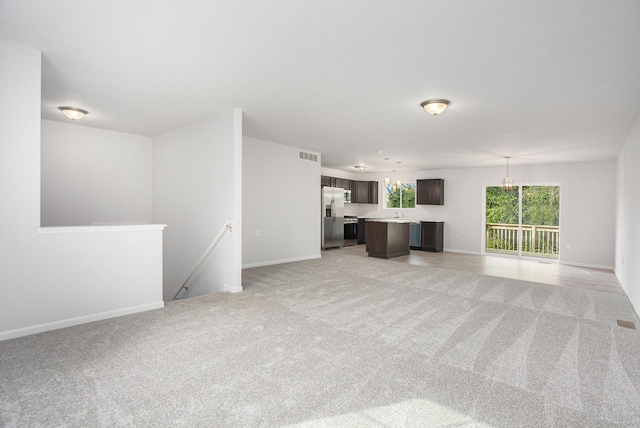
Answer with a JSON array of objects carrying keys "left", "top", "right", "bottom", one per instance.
[
  {"left": 243, "top": 137, "right": 321, "bottom": 267},
  {"left": 325, "top": 161, "right": 616, "bottom": 269},
  {"left": 41, "top": 120, "right": 153, "bottom": 226},
  {"left": 0, "top": 42, "right": 41, "bottom": 235},
  {"left": 0, "top": 41, "right": 42, "bottom": 337},
  {"left": 153, "top": 111, "right": 243, "bottom": 301},
  {"left": 615, "top": 113, "right": 640, "bottom": 316},
  {"left": 0, "top": 40, "right": 165, "bottom": 340},
  {"left": 3, "top": 225, "right": 165, "bottom": 340}
]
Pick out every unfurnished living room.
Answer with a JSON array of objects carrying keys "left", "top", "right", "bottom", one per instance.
[{"left": 1, "top": 1, "right": 640, "bottom": 427}]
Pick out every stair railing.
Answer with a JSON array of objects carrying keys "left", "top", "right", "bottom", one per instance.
[{"left": 172, "top": 221, "right": 233, "bottom": 300}]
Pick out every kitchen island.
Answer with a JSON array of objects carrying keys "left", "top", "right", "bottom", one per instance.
[{"left": 365, "top": 219, "right": 418, "bottom": 259}]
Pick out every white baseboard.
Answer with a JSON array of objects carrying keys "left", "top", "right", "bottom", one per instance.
[
  {"left": 242, "top": 254, "right": 321, "bottom": 269},
  {"left": 223, "top": 283, "right": 243, "bottom": 293},
  {"left": 0, "top": 301, "right": 165, "bottom": 341},
  {"left": 447, "top": 249, "right": 613, "bottom": 270},
  {"left": 559, "top": 260, "right": 614, "bottom": 270},
  {"left": 443, "top": 249, "right": 483, "bottom": 255}
]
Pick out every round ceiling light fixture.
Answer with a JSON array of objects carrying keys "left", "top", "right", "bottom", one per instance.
[
  {"left": 420, "top": 99, "right": 451, "bottom": 116},
  {"left": 354, "top": 165, "right": 366, "bottom": 172},
  {"left": 58, "top": 106, "right": 88, "bottom": 120}
]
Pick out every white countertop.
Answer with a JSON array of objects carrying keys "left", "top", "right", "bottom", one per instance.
[
  {"left": 362, "top": 217, "right": 444, "bottom": 223},
  {"left": 365, "top": 218, "right": 420, "bottom": 224}
]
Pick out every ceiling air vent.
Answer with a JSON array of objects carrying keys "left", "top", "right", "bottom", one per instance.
[
  {"left": 299, "top": 151, "right": 318, "bottom": 162},
  {"left": 617, "top": 320, "right": 637, "bottom": 329}
]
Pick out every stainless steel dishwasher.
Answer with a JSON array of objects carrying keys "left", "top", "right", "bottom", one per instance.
[{"left": 410, "top": 222, "right": 421, "bottom": 249}]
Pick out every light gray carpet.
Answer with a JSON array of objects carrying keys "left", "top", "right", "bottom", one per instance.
[{"left": 1, "top": 251, "right": 640, "bottom": 427}]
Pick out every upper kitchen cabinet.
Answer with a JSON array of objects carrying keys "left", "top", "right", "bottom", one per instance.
[
  {"left": 335, "top": 178, "right": 353, "bottom": 192},
  {"left": 368, "top": 181, "right": 378, "bottom": 204},
  {"left": 321, "top": 175, "right": 354, "bottom": 191},
  {"left": 322, "top": 175, "right": 377, "bottom": 204},
  {"left": 417, "top": 179, "right": 444, "bottom": 205},
  {"left": 354, "top": 181, "right": 378, "bottom": 204},
  {"left": 321, "top": 175, "right": 334, "bottom": 187},
  {"left": 355, "top": 181, "right": 368, "bottom": 203}
]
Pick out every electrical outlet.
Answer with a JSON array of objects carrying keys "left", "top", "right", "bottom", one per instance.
[
  {"left": 255, "top": 230, "right": 261, "bottom": 237},
  {"left": 565, "top": 243, "right": 571, "bottom": 249}
]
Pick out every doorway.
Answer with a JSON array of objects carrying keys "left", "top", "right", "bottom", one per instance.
[{"left": 485, "top": 185, "right": 560, "bottom": 259}]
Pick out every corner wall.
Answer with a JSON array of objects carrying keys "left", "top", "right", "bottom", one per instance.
[
  {"left": 615, "top": 113, "right": 640, "bottom": 316},
  {"left": 0, "top": 41, "right": 42, "bottom": 337},
  {"left": 242, "top": 137, "right": 321, "bottom": 267},
  {"left": 0, "top": 41, "right": 164, "bottom": 340},
  {"left": 153, "top": 111, "right": 243, "bottom": 301}
]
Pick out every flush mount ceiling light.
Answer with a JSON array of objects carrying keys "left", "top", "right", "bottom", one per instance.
[
  {"left": 502, "top": 156, "right": 515, "bottom": 191},
  {"left": 354, "top": 165, "right": 366, "bottom": 172},
  {"left": 58, "top": 106, "right": 88, "bottom": 120},
  {"left": 420, "top": 99, "right": 451, "bottom": 116}
]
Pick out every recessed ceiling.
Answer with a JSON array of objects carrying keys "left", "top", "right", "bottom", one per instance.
[{"left": 1, "top": 0, "right": 639, "bottom": 173}]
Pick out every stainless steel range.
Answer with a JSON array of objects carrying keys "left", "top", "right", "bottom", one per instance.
[{"left": 344, "top": 216, "right": 358, "bottom": 246}]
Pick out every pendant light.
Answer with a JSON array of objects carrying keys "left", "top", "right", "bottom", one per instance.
[{"left": 502, "top": 156, "right": 514, "bottom": 191}]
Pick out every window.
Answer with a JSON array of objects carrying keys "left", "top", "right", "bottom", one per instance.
[{"left": 385, "top": 182, "right": 416, "bottom": 209}]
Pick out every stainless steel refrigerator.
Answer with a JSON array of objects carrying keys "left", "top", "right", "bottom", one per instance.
[{"left": 322, "top": 187, "right": 344, "bottom": 249}]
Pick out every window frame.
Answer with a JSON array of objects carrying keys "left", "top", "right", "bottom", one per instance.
[{"left": 383, "top": 182, "right": 416, "bottom": 211}]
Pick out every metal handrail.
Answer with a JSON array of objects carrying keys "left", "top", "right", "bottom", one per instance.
[{"left": 172, "top": 221, "right": 233, "bottom": 300}]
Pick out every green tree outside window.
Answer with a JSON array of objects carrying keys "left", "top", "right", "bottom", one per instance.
[
  {"left": 485, "top": 186, "right": 559, "bottom": 225},
  {"left": 386, "top": 183, "right": 416, "bottom": 209}
]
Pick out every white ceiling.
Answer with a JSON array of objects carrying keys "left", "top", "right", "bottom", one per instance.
[{"left": 2, "top": 0, "right": 640, "bottom": 173}]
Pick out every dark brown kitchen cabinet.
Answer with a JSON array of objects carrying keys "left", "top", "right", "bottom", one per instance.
[
  {"left": 417, "top": 179, "right": 444, "bottom": 205},
  {"left": 366, "top": 221, "right": 410, "bottom": 259},
  {"left": 368, "top": 181, "right": 378, "bottom": 204},
  {"left": 322, "top": 175, "right": 354, "bottom": 191},
  {"left": 421, "top": 221, "right": 443, "bottom": 252},
  {"left": 335, "top": 178, "right": 353, "bottom": 191},
  {"left": 357, "top": 218, "right": 367, "bottom": 244},
  {"left": 355, "top": 181, "right": 369, "bottom": 203},
  {"left": 322, "top": 174, "right": 377, "bottom": 204},
  {"left": 354, "top": 181, "right": 378, "bottom": 204}
]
